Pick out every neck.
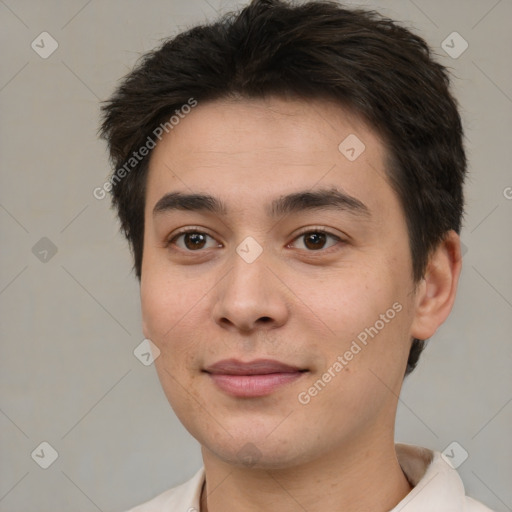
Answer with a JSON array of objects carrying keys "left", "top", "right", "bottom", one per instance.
[{"left": 200, "top": 434, "right": 412, "bottom": 512}]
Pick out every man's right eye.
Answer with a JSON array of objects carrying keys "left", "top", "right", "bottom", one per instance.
[{"left": 167, "top": 229, "right": 222, "bottom": 251}]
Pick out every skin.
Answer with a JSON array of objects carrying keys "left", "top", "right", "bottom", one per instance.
[{"left": 140, "top": 96, "right": 462, "bottom": 512}]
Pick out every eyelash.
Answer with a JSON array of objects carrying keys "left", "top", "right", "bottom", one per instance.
[{"left": 166, "top": 227, "right": 344, "bottom": 253}]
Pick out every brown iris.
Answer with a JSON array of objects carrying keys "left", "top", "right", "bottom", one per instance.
[
  {"left": 183, "top": 232, "right": 208, "bottom": 250},
  {"left": 303, "top": 232, "right": 327, "bottom": 250}
]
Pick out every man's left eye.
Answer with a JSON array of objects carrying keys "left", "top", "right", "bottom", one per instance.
[{"left": 289, "top": 231, "right": 341, "bottom": 251}]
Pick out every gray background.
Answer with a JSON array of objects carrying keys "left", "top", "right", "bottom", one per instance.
[{"left": 0, "top": 0, "right": 511, "bottom": 511}]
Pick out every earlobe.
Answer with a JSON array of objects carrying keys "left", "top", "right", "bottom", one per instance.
[{"left": 410, "top": 230, "right": 462, "bottom": 341}]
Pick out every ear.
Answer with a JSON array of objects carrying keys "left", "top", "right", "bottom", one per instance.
[{"left": 410, "top": 230, "right": 462, "bottom": 341}]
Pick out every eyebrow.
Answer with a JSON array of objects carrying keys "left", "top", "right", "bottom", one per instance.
[{"left": 152, "top": 187, "right": 370, "bottom": 219}]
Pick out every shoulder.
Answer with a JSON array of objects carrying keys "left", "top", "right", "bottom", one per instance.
[
  {"left": 395, "top": 444, "right": 495, "bottom": 511},
  {"left": 465, "top": 496, "right": 495, "bottom": 511},
  {"left": 124, "top": 467, "right": 205, "bottom": 512}
]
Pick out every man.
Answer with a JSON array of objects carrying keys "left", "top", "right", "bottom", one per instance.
[{"left": 100, "top": 0, "right": 493, "bottom": 510}]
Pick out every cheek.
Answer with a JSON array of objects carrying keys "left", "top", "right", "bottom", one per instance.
[
  {"left": 141, "top": 271, "right": 206, "bottom": 406},
  {"left": 140, "top": 268, "right": 197, "bottom": 354},
  {"left": 304, "top": 309, "right": 412, "bottom": 426},
  {"left": 303, "top": 266, "right": 413, "bottom": 369},
  {"left": 140, "top": 264, "right": 221, "bottom": 377},
  {"left": 141, "top": 261, "right": 200, "bottom": 331},
  {"left": 299, "top": 266, "right": 390, "bottom": 331}
]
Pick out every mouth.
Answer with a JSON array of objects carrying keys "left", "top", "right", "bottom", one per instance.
[{"left": 203, "top": 358, "right": 308, "bottom": 398}]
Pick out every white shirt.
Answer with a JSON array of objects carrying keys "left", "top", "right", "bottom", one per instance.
[{"left": 126, "top": 444, "right": 494, "bottom": 511}]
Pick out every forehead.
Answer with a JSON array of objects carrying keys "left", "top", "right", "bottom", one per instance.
[{"left": 145, "top": 96, "right": 394, "bottom": 219}]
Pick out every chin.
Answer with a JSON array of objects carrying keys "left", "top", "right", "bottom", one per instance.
[{"left": 198, "top": 428, "right": 321, "bottom": 470}]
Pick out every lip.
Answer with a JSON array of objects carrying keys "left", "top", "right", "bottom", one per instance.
[{"left": 204, "top": 358, "right": 307, "bottom": 397}]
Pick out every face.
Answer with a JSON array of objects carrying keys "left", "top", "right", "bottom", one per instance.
[{"left": 141, "top": 96, "right": 422, "bottom": 469}]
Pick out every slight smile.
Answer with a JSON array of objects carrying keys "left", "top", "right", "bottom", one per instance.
[{"left": 203, "top": 359, "right": 309, "bottom": 398}]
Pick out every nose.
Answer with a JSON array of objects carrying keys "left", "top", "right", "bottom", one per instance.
[{"left": 211, "top": 248, "right": 290, "bottom": 333}]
